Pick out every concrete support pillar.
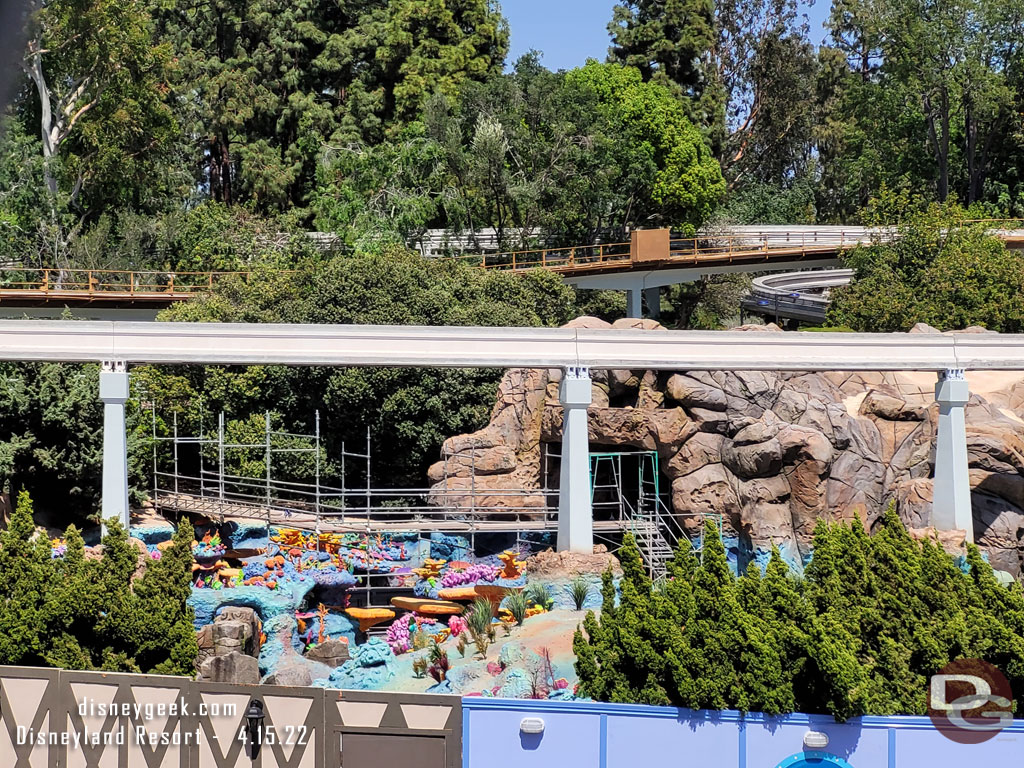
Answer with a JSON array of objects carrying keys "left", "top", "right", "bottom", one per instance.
[
  {"left": 558, "top": 366, "right": 593, "bottom": 553},
  {"left": 644, "top": 286, "right": 660, "bottom": 320},
  {"left": 100, "top": 360, "right": 130, "bottom": 533},
  {"left": 625, "top": 286, "right": 643, "bottom": 318},
  {"left": 933, "top": 368, "right": 973, "bottom": 542}
]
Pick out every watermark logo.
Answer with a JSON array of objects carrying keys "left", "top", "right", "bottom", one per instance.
[{"left": 928, "top": 659, "right": 1013, "bottom": 744}]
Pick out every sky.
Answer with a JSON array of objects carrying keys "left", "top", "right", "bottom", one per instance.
[{"left": 502, "top": 0, "right": 832, "bottom": 73}]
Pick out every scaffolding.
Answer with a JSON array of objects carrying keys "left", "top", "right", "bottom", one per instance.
[
  {"left": 586, "top": 450, "right": 722, "bottom": 578},
  {"left": 151, "top": 411, "right": 719, "bottom": 588},
  {"left": 152, "top": 410, "right": 566, "bottom": 607}
]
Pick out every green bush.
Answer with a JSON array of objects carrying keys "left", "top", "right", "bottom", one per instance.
[
  {"left": 575, "top": 512, "right": 1024, "bottom": 719},
  {"left": 505, "top": 590, "right": 529, "bottom": 625},
  {"left": 0, "top": 491, "right": 197, "bottom": 674},
  {"left": 568, "top": 576, "right": 592, "bottom": 611}
]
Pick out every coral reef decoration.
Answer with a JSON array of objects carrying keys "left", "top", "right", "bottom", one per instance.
[
  {"left": 192, "top": 530, "right": 226, "bottom": 559},
  {"left": 448, "top": 615, "right": 469, "bottom": 638},
  {"left": 390, "top": 596, "right": 464, "bottom": 616},
  {"left": 386, "top": 613, "right": 415, "bottom": 654},
  {"left": 345, "top": 606, "right": 395, "bottom": 633},
  {"left": 412, "top": 558, "right": 447, "bottom": 581},
  {"left": 439, "top": 562, "right": 500, "bottom": 588},
  {"left": 317, "top": 603, "right": 329, "bottom": 644},
  {"left": 497, "top": 550, "right": 526, "bottom": 580},
  {"left": 437, "top": 586, "right": 480, "bottom": 601}
]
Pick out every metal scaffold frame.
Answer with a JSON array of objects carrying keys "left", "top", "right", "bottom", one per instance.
[{"left": 150, "top": 409, "right": 720, "bottom": 585}]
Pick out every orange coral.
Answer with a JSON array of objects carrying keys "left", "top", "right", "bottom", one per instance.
[
  {"left": 497, "top": 550, "right": 525, "bottom": 580},
  {"left": 345, "top": 607, "right": 395, "bottom": 632},
  {"left": 317, "top": 603, "right": 329, "bottom": 644},
  {"left": 437, "top": 587, "right": 479, "bottom": 601}
]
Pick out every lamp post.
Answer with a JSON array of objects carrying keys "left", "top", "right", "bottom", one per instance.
[{"left": 244, "top": 699, "right": 265, "bottom": 761}]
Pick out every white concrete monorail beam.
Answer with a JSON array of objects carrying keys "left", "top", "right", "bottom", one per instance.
[
  {"left": 99, "top": 360, "right": 130, "bottom": 533},
  {"left": 557, "top": 367, "right": 593, "bottom": 554},
  {"left": 7, "top": 320, "right": 1024, "bottom": 371},
  {"left": 933, "top": 368, "right": 973, "bottom": 542}
]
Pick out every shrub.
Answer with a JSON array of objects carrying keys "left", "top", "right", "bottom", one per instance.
[
  {"left": 505, "top": 590, "right": 529, "bottom": 625},
  {"left": 568, "top": 576, "right": 592, "bottom": 611},
  {"left": 526, "top": 582, "right": 554, "bottom": 611}
]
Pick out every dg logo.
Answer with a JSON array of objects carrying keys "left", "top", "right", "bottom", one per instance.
[{"left": 928, "top": 658, "right": 1014, "bottom": 744}]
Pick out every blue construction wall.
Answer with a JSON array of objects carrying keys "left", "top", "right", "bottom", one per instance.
[{"left": 461, "top": 698, "right": 1024, "bottom": 768}]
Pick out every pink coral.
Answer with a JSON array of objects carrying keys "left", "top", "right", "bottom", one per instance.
[{"left": 448, "top": 615, "right": 468, "bottom": 637}]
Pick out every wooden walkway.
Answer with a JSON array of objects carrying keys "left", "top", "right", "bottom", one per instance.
[
  {"left": 6, "top": 223, "right": 1020, "bottom": 307},
  {"left": 154, "top": 491, "right": 645, "bottom": 536}
]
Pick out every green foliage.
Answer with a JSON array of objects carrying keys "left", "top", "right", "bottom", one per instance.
[
  {"left": 466, "top": 597, "right": 493, "bottom": 638},
  {"left": 576, "top": 512, "right": 1024, "bottom": 719},
  {"left": 665, "top": 275, "right": 749, "bottom": 330},
  {"left": 0, "top": 491, "right": 197, "bottom": 673},
  {"left": 147, "top": 248, "right": 579, "bottom": 489},
  {"left": 568, "top": 576, "right": 592, "bottom": 611},
  {"left": 0, "top": 491, "right": 51, "bottom": 665},
  {"left": 315, "top": 58, "right": 725, "bottom": 247},
  {"left": 816, "top": 0, "right": 1024, "bottom": 217},
  {"left": 152, "top": 0, "right": 506, "bottom": 213},
  {"left": 716, "top": 175, "right": 819, "bottom": 226},
  {"left": 828, "top": 197, "right": 1024, "bottom": 332},
  {"left": 504, "top": 590, "right": 529, "bottom": 626},
  {"left": 18, "top": 0, "right": 181, "bottom": 266},
  {"left": 525, "top": 582, "right": 554, "bottom": 612},
  {"left": 608, "top": 0, "right": 719, "bottom": 131},
  {"left": 343, "top": 0, "right": 509, "bottom": 142},
  {"left": 566, "top": 63, "right": 725, "bottom": 230}
]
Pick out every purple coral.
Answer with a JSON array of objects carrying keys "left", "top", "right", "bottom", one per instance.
[
  {"left": 386, "top": 614, "right": 414, "bottom": 654},
  {"left": 439, "top": 563, "right": 499, "bottom": 588}
]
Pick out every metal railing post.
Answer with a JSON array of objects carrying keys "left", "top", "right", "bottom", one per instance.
[
  {"left": 173, "top": 412, "right": 179, "bottom": 495},
  {"left": 218, "top": 411, "right": 225, "bottom": 501},
  {"left": 315, "top": 410, "right": 321, "bottom": 551},
  {"left": 264, "top": 411, "right": 272, "bottom": 509}
]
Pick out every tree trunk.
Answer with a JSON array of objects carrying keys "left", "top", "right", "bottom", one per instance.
[
  {"left": 938, "top": 89, "right": 950, "bottom": 202},
  {"left": 209, "top": 134, "right": 232, "bottom": 205},
  {"left": 965, "top": 100, "right": 977, "bottom": 203}
]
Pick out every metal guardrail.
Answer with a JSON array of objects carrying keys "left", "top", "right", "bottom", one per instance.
[
  {"left": 0, "top": 267, "right": 259, "bottom": 298},
  {"left": 741, "top": 269, "right": 856, "bottom": 324},
  {"left": 2, "top": 222, "right": 1019, "bottom": 303}
]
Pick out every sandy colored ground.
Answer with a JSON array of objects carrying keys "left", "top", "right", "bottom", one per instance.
[{"left": 377, "top": 608, "right": 587, "bottom": 696}]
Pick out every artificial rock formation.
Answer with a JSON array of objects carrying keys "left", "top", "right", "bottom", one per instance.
[
  {"left": 429, "top": 319, "right": 1024, "bottom": 577},
  {"left": 195, "top": 606, "right": 263, "bottom": 683}
]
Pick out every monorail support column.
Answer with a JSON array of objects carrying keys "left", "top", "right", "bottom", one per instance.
[
  {"left": 100, "top": 360, "right": 130, "bottom": 534},
  {"left": 558, "top": 366, "right": 593, "bottom": 553},
  {"left": 933, "top": 368, "right": 973, "bottom": 543},
  {"left": 644, "top": 287, "right": 660, "bottom": 320},
  {"left": 626, "top": 286, "right": 643, "bottom": 318}
]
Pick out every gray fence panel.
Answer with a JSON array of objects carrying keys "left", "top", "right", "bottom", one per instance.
[{"left": 0, "top": 667, "right": 462, "bottom": 768}]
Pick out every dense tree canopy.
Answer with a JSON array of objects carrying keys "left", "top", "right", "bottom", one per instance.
[
  {"left": 576, "top": 512, "right": 1024, "bottom": 718},
  {"left": 827, "top": 198, "right": 1024, "bottom": 332},
  {"left": 141, "top": 248, "right": 580, "bottom": 491},
  {"left": 0, "top": 491, "right": 197, "bottom": 674},
  {"left": 313, "top": 59, "right": 724, "bottom": 248}
]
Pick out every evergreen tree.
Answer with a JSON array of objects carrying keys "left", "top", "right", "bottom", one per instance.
[
  {"left": 90, "top": 519, "right": 143, "bottom": 672},
  {"left": 607, "top": 0, "right": 720, "bottom": 131},
  {"left": 133, "top": 518, "right": 199, "bottom": 675},
  {"left": 0, "top": 491, "right": 50, "bottom": 665},
  {"left": 577, "top": 511, "right": 1024, "bottom": 720},
  {"left": 45, "top": 524, "right": 95, "bottom": 669}
]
